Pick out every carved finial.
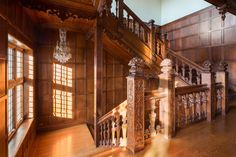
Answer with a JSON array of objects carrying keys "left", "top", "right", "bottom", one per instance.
[
  {"left": 128, "top": 57, "right": 145, "bottom": 76},
  {"left": 160, "top": 58, "right": 173, "bottom": 74},
  {"left": 148, "top": 19, "right": 155, "bottom": 25},
  {"left": 217, "top": 61, "right": 228, "bottom": 71},
  {"left": 98, "top": 0, "right": 112, "bottom": 17},
  {"left": 202, "top": 60, "right": 212, "bottom": 71},
  {"left": 217, "top": 4, "right": 228, "bottom": 21}
]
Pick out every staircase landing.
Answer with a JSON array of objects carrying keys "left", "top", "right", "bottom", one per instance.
[{"left": 33, "top": 107, "right": 236, "bottom": 157}]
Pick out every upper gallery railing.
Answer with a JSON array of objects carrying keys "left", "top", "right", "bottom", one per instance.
[{"left": 98, "top": 0, "right": 166, "bottom": 59}]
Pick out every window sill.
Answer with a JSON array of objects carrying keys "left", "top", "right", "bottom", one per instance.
[{"left": 8, "top": 118, "right": 34, "bottom": 157}]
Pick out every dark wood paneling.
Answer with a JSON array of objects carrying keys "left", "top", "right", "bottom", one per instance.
[
  {"left": 0, "top": 1, "right": 36, "bottom": 157},
  {"left": 0, "top": 16, "right": 8, "bottom": 157},
  {"left": 37, "top": 28, "right": 128, "bottom": 130},
  {"left": 161, "top": 6, "right": 236, "bottom": 92}
]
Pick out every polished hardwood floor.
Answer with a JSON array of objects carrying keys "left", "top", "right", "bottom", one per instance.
[
  {"left": 33, "top": 106, "right": 236, "bottom": 157},
  {"left": 32, "top": 125, "right": 101, "bottom": 157}
]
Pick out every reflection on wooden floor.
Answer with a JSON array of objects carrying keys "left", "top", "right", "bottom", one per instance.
[
  {"left": 33, "top": 124, "right": 97, "bottom": 157},
  {"left": 33, "top": 107, "right": 236, "bottom": 157}
]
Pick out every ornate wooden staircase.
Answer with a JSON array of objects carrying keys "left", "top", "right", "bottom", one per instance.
[
  {"left": 91, "top": 0, "right": 230, "bottom": 154},
  {"left": 97, "top": 0, "right": 165, "bottom": 71}
]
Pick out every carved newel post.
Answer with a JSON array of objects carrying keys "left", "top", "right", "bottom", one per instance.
[
  {"left": 201, "top": 60, "right": 215, "bottom": 121},
  {"left": 216, "top": 61, "right": 228, "bottom": 116},
  {"left": 158, "top": 58, "right": 175, "bottom": 138},
  {"left": 127, "top": 57, "right": 145, "bottom": 153}
]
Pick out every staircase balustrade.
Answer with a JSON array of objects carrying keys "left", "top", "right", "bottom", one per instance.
[
  {"left": 98, "top": 0, "right": 166, "bottom": 61},
  {"left": 168, "top": 49, "right": 210, "bottom": 85},
  {"left": 175, "top": 85, "right": 208, "bottom": 129},
  {"left": 144, "top": 90, "right": 165, "bottom": 140},
  {"left": 97, "top": 100, "right": 127, "bottom": 147},
  {"left": 96, "top": 0, "right": 229, "bottom": 152}
]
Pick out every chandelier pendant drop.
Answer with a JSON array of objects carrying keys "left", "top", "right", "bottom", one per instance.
[{"left": 53, "top": 28, "right": 72, "bottom": 63}]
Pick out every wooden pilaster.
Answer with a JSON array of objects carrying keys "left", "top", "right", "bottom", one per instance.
[
  {"left": 94, "top": 18, "right": 103, "bottom": 147},
  {"left": 216, "top": 61, "right": 228, "bottom": 116},
  {"left": 201, "top": 60, "right": 215, "bottom": 121},
  {"left": 127, "top": 57, "right": 145, "bottom": 153},
  {"left": 158, "top": 58, "right": 175, "bottom": 138},
  {"left": 0, "top": 17, "right": 8, "bottom": 157}
]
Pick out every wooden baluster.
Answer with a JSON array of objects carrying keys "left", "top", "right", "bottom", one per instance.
[
  {"left": 181, "top": 63, "right": 186, "bottom": 80},
  {"left": 100, "top": 124, "right": 103, "bottom": 146},
  {"left": 103, "top": 123, "right": 106, "bottom": 145},
  {"left": 201, "top": 91, "right": 207, "bottom": 118},
  {"left": 138, "top": 25, "right": 141, "bottom": 39},
  {"left": 115, "top": 111, "right": 121, "bottom": 146},
  {"left": 118, "top": 0, "right": 124, "bottom": 25},
  {"left": 119, "top": 104, "right": 127, "bottom": 146},
  {"left": 149, "top": 99, "right": 157, "bottom": 137},
  {"left": 111, "top": 117, "right": 116, "bottom": 145},
  {"left": 217, "top": 89, "right": 222, "bottom": 113},
  {"left": 175, "top": 59, "right": 179, "bottom": 75},
  {"left": 127, "top": 13, "right": 130, "bottom": 30},
  {"left": 115, "top": 0, "right": 118, "bottom": 17},
  {"left": 196, "top": 71, "right": 201, "bottom": 85},
  {"left": 189, "top": 67, "right": 193, "bottom": 84},
  {"left": 133, "top": 20, "right": 136, "bottom": 34},
  {"left": 143, "top": 28, "right": 145, "bottom": 42},
  {"left": 176, "top": 95, "right": 182, "bottom": 128},
  {"left": 120, "top": 105, "right": 127, "bottom": 146},
  {"left": 107, "top": 120, "right": 111, "bottom": 145},
  {"left": 195, "top": 92, "right": 201, "bottom": 120},
  {"left": 189, "top": 93, "right": 195, "bottom": 122},
  {"left": 182, "top": 95, "right": 188, "bottom": 125}
]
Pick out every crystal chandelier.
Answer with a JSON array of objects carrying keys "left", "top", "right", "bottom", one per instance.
[{"left": 53, "top": 28, "right": 71, "bottom": 63}]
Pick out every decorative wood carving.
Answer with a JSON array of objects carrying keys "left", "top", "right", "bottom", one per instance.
[
  {"left": 21, "top": 0, "right": 96, "bottom": 21},
  {"left": 175, "top": 85, "right": 209, "bottom": 129},
  {"left": 128, "top": 57, "right": 145, "bottom": 77},
  {"left": 158, "top": 58, "right": 176, "bottom": 138},
  {"left": 97, "top": 100, "right": 127, "bottom": 147},
  {"left": 127, "top": 57, "right": 145, "bottom": 153},
  {"left": 216, "top": 4, "right": 228, "bottom": 21}
]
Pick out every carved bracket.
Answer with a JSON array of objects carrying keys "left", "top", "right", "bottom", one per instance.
[
  {"left": 21, "top": 0, "right": 96, "bottom": 21},
  {"left": 216, "top": 4, "right": 228, "bottom": 21}
]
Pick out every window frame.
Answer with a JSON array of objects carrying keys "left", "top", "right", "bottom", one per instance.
[
  {"left": 7, "top": 42, "right": 34, "bottom": 141},
  {"left": 53, "top": 63, "right": 73, "bottom": 119}
]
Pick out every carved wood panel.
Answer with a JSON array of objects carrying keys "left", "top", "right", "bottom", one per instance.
[{"left": 161, "top": 6, "right": 236, "bottom": 93}]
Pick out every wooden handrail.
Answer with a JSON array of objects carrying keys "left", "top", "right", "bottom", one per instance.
[
  {"left": 122, "top": 3, "right": 150, "bottom": 32},
  {"left": 176, "top": 84, "right": 208, "bottom": 95},
  {"left": 168, "top": 49, "right": 207, "bottom": 72},
  {"left": 145, "top": 89, "right": 167, "bottom": 99}
]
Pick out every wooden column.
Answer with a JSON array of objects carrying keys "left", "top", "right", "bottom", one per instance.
[
  {"left": 0, "top": 17, "right": 8, "bottom": 157},
  {"left": 158, "top": 58, "right": 175, "bottom": 138},
  {"left": 118, "top": 0, "right": 124, "bottom": 25},
  {"left": 162, "top": 33, "right": 168, "bottom": 59},
  {"left": 201, "top": 60, "right": 215, "bottom": 121},
  {"left": 216, "top": 61, "right": 228, "bottom": 116},
  {"left": 127, "top": 57, "right": 145, "bottom": 153},
  {"left": 94, "top": 18, "right": 103, "bottom": 147}
]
